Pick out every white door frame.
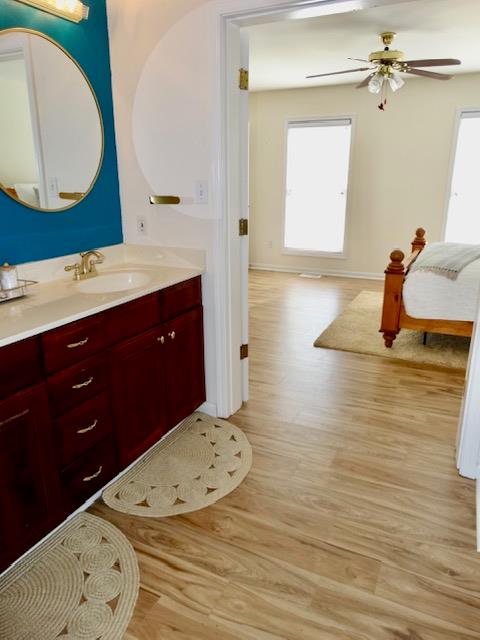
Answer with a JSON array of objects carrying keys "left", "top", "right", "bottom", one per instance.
[{"left": 214, "top": 0, "right": 426, "bottom": 418}]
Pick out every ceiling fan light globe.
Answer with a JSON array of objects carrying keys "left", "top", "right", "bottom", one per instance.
[
  {"left": 388, "top": 71, "right": 405, "bottom": 92},
  {"left": 368, "top": 72, "right": 384, "bottom": 94}
]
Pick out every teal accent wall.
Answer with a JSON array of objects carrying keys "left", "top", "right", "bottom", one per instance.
[{"left": 0, "top": 0, "right": 123, "bottom": 264}]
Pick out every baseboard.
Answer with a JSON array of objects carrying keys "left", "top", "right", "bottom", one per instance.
[
  {"left": 198, "top": 401, "right": 217, "bottom": 417},
  {"left": 249, "top": 262, "right": 384, "bottom": 281}
]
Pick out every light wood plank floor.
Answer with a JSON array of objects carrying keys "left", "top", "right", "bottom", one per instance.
[{"left": 91, "top": 270, "right": 479, "bottom": 639}]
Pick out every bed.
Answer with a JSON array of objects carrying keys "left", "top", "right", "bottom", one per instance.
[{"left": 380, "top": 228, "right": 475, "bottom": 347}]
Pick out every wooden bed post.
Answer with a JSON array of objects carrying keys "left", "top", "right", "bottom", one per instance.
[
  {"left": 411, "top": 227, "right": 426, "bottom": 254},
  {"left": 380, "top": 249, "right": 405, "bottom": 348}
]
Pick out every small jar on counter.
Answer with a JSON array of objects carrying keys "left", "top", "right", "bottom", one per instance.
[{"left": 0, "top": 263, "right": 19, "bottom": 299}]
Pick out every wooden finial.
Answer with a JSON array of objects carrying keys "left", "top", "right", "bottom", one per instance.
[
  {"left": 412, "top": 228, "right": 426, "bottom": 253},
  {"left": 386, "top": 249, "right": 405, "bottom": 274}
]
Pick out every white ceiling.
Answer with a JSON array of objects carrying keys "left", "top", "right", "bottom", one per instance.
[{"left": 247, "top": 0, "right": 480, "bottom": 91}]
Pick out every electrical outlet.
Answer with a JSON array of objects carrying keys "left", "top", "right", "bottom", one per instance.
[
  {"left": 137, "top": 215, "right": 147, "bottom": 235},
  {"left": 47, "top": 177, "right": 59, "bottom": 198},
  {"left": 268, "top": 240, "right": 273, "bottom": 249},
  {"left": 195, "top": 180, "right": 208, "bottom": 204}
]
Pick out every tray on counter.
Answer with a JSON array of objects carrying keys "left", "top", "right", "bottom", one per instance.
[{"left": 0, "top": 279, "right": 37, "bottom": 303}]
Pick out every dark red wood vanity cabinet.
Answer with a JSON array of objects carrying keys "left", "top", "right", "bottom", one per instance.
[
  {"left": 0, "top": 276, "right": 205, "bottom": 571},
  {"left": 110, "top": 277, "right": 205, "bottom": 466},
  {"left": 164, "top": 306, "right": 206, "bottom": 428},
  {"left": 110, "top": 327, "right": 168, "bottom": 466},
  {"left": 0, "top": 384, "right": 61, "bottom": 569}
]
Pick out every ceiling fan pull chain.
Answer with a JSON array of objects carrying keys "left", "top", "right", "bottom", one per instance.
[{"left": 378, "top": 79, "right": 388, "bottom": 111}]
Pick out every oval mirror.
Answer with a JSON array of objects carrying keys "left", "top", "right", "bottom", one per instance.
[{"left": 0, "top": 29, "right": 103, "bottom": 212}]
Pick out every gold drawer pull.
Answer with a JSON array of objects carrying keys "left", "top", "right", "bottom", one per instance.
[
  {"left": 0, "top": 409, "right": 30, "bottom": 428},
  {"left": 168, "top": 331, "right": 176, "bottom": 340},
  {"left": 72, "top": 376, "right": 94, "bottom": 390},
  {"left": 67, "top": 337, "right": 89, "bottom": 349},
  {"left": 82, "top": 465, "right": 103, "bottom": 482},
  {"left": 77, "top": 419, "right": 98, "bottom": 435},
  {"left": 157, "top": 336, "right": 165, "bottom": 344}
]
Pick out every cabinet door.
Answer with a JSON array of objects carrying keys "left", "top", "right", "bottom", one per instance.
[
  {"left": 110, "top": 327, "right": 167, "bottom": 466},
  {"left": 164, "top": 306, "right": 206, "bottom": 428},
  {"left": 0, "top": 384, "right": 59, "bottom": 569}
]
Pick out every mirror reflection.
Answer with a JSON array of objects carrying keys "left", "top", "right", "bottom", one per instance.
[{"left": 0, "top": 30, "right": 103, "bottom": 212}]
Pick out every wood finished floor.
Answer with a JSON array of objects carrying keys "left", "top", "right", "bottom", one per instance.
[{"left": 91, "top": 270, "right": 478, "bottom": 640}]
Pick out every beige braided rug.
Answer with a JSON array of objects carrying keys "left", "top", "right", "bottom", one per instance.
[
  {"left": 0, "top": 513, "right": 139, "bottom": 640},
  {"left": 314, "top": 291, "right": 469, "bottom": 370},
  {"left": 103, "top": 412, "right": 252, "bottom": 517}
]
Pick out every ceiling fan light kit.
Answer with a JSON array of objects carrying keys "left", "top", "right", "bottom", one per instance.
[{"left": 307, "top": 31, "right": 461, "bottom": 111}]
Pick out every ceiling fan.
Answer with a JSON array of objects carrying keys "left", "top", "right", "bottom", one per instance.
[{"left": 306, "top": 32, "right": 461, "bottom": 110}]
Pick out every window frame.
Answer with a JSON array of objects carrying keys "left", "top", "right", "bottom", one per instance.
[
  {"left": 442, "top": 107, "right": 480, "bottom": 243},
  {"left": 281, "top": 115, "right": 355, "bottom": 259}
]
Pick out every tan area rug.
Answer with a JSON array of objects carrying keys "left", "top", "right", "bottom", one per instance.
[
  {"left": 314, "top": 290, "right": 470, "bottom": 369},
  {"left": 103, "top": 412, "right": 252, "bottom": 517},
  {"left": 0, "top": 513, "right": 139, "bottom": 640}
]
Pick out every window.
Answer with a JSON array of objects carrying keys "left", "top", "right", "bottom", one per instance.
[
  {"left": 445, "top": 110, "right": 480, "bottom": 243},
  {"left": 284, "top": 118, "right": 352, "bottom": 255}
]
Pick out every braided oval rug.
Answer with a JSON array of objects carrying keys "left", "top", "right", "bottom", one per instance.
[
  {"left": 103, "top": 412, "right": 252, "bottom": 517},
  {"left": 0, "top": 513, "right": 139, "bottom": 640}
]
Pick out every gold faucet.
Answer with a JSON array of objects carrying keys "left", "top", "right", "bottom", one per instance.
[{"left": 65, "top": 250, "right": 105, "bottom": 281}]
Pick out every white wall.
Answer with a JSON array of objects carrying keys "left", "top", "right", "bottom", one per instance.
[
  {"left": 0, "top": 56, "right": 38, "bottom": 188},
  {"left": 105, "top": 0, "right": 325, "bottom": 415},
  {"left": 249, "top": 74, "right": 480, "bottom": 276}
]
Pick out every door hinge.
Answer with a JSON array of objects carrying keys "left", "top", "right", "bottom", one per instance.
[
  {"left": 239, "top": 68, "right": 249, "bottom": 91},
  {"left": 240, "top": 344, "right": 249, "bottom": 360},
  {"left": 239, "top": 218, "right": 249, "bottom": 236}
]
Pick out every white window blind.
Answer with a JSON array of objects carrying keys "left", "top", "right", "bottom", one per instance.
[
  {"left": 284, "top": 118, "right": 352, "bottom": 255},
  {"left": 445, "top": 110, "right": 480, "bottom": 243}
]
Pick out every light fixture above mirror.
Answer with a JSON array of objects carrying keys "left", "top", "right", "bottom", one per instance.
[{"left": 15, "top": 0, "right": 89, "bottom": 23}]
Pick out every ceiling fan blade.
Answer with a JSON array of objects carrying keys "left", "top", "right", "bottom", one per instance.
[
  {"left": 348, "top": 57, "right": 370, "bottom": 63},
  {"left": 404, "top": 67, "right": 453, "bottom": 80},
  {"left": 403, "top": 58, "right": 461, "bottom": 67},
  {"left": 356, "top": 73, "right": 375, "bottom": 88},
  {"left": 306, "top": 67, "right": 372, "bottom": 79}
]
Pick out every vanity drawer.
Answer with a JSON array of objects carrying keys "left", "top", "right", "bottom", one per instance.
[
  {"left": 42, "top": 315, "right": 106, "bottom": 374},
  {"left": 48, "top": 355, "right": 108, "bottom": 416},
  {"left": 161, "top": 276, "right": 201, "bottom": 321},
  {"left": 104, "top": 293, "right": 160, "bottom": 345},
  {"left": 61, "top": 437, "right": 117, "bottom": 511},
  {"left": 55, "top": 392, "right": 112, "bottom": 468},
  {"left": 0, "top": 337, "right": 43, "bottom": 400}
]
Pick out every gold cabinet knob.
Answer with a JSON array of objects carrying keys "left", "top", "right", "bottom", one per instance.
[
  {"left": 157, "top": 336, "right": 165, "bottom": 344},
  {"left": 168, "top": 331, "right": 176, "bottom": 340}
]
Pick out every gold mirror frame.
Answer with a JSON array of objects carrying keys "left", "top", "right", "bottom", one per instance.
[{"left": 0, "top": 28, "right": 104, "bottom": 213}]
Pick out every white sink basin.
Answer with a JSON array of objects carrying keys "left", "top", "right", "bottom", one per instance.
[{"left": 76, "top": 271, "right": 152, "bottom": 294}]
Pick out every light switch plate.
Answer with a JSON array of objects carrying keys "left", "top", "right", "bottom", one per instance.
[{"left": 195, "top": 180, "right": 208, "bottom": 205}]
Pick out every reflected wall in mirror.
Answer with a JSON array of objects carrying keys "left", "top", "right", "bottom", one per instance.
[{"left": 0, "top": 29, "right": 103, "bottom": 212}]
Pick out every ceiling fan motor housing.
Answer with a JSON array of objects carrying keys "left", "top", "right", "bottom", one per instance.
[{"left": 368, "top": 49, "right": 405, "bottom": 63}]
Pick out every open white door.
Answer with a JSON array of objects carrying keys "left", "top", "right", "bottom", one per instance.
[
  {"left": 456, "top": 295, "right": 480, "bottom": 549},
  {"left": 457, "top": 317, "right": 480, "bottom": 480},
  {"left": 225, "top": 22, "right": 250, "bottom": 412},
  {"left": 239, "top": 30, "right": 250, "bottom": 403}
]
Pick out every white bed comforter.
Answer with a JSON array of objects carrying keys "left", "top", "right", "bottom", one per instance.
[{"left": 404, "top": 258, "right": 480, "bottom": 322}]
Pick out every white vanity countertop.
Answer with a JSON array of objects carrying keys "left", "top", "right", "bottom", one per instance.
[{"left": 0, "top": 248, "right": 204, "bottom": 348}]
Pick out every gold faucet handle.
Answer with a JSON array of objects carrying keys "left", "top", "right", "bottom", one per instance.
[{"left": 65, "top": 263, "right": 82, "bottom": 278}]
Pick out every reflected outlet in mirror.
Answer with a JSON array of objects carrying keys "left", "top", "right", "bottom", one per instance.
[{"left": 0, "top": 29, "right": 103, "bottom": 212}]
